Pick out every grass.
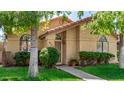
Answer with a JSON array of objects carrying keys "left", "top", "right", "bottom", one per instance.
[
  {"left": 76, "top": 64, "right": 124, "bottom": 80},
  {"left": 0, "top": 67, "right": 80, "bottom": 81}
]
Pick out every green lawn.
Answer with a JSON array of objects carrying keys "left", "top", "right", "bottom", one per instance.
[
  {"left": 76, "top": 64, "right": 124, "bottom": 80},
  {"left": 0, "top": 67, "right": 80, "bottom": 81}
]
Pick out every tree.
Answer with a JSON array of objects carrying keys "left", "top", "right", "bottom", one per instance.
[
  {"left": 85, "top": 11, "right": 124, "bottom": 68},
  {"left": 18, "top": 11, "right": 74, "bottom": 77},
  {"left": 0, "top": 11, "right": 83, "bottom": 77}
]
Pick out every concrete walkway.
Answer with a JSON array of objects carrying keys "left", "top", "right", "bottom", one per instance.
[{"left": 56, "top": 66, "right": 104, "bottom": 81}]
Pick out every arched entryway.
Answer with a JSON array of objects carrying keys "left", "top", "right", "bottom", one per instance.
[
  {"left": 55, "top": 33, "right": 62, "bottom": 64},
  {"left": 55, "top": 32, "right": 66, "bottom": 64},
  {"left": 20, "top": 34, "right": 31, "bottom": 52}
]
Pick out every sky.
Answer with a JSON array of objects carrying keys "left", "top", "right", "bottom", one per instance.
[{"left": 68, "top": 11, "right": 95, "bottom": 21}]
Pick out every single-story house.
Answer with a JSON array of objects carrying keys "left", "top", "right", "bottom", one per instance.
[{"left": 0, "top": 16, "right": 118, "bottom": 65}]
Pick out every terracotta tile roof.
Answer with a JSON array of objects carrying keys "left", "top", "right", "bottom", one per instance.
[{"left": 39, "top": 17, "right": 91, "bottom": 39}]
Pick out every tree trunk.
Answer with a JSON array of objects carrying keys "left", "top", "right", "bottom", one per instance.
[
  {"left": 119, "top": 34, "right": 124, "bottom": 68},
  {"left": 28, "top": 27, "right": 38, "bottom": 77}
]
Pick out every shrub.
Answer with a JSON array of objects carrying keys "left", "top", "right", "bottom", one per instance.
[
  {"left": 39, "top": 47, "right": 59, "bottom": 68},
  {"left": 79, "top": 51, "right": 115, "bottom": 66},
  {"left": 14, "top": 51, "right": 30, "bottom": 66},
  {"left": 68, "top": 59, "right": 79, "bottom": 66}
]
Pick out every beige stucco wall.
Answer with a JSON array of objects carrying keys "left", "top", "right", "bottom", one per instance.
[
  {"left": 38, "top": 38, "right": 47, "bottom": 50},
  {"left": 79, "top": 29, "right": 98, "bottom": 51},
  {"left": 6, "top": 35, "right": 20, "bottom": 53},
  {"left": 47, "top": 18, "right": 69, "bottom": 29},
  {"left": 79, "top": 28, "right": 118, "bottom": 63},
  {"left": 66, "top": 28, "right": 77, "bottom": 64},
  {"left": 38, "top": 17, "right": 71, "bottom": 37},
  {"left": 46, "top": 33, "right": 55, "bottom": 47},
  {"left": 38, "top": 32, "right": 57, "bottom": 51}
]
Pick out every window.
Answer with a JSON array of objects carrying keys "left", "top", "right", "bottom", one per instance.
[
  {"left": 20, "top": 34, "right": 31, "bottom": 52},
  {"left": 55, "top": 34, "right": 62, "bottom": 40},
  {"left": 97, "top": 36, "right": 109, "bottom": 52}
]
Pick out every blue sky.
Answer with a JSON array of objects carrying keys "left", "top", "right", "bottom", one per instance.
[{"left": 68, "top": 11, "right": 95, "bottom": 21}]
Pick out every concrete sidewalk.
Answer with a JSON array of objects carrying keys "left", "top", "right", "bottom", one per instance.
[{"left": 56, "top": 66, "right": 105, "bottom": 81}]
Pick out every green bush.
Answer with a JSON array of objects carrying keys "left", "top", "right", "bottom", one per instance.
[
  {"left": 39, "top": 47, "right": 59, "bottom": 68},
  {"left": 14, "top": 51, "right": 30, "bottom": 66},
  {"left": 79, "top": 51, "right": 115, "bottom": 66}
]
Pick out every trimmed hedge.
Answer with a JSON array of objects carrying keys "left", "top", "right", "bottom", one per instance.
[
  {"left": 39, "top": 47, "right": 59, "bottom": 68},
  {"left": 79, "top": 51, "right": 115, "bottom": 66},
  {"left": 14, "top": 51, "right": 30, "bottom": 66}
]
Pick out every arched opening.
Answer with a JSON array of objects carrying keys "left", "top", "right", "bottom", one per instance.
[
  {"left": 55, "top": 33, "right": 62, "bottom": 63},
  {"left": 20, "top": 34, "right": 31, "bottom": 52},
  {"left": 97, "top": 36, "right": 109, "bottom": 52}
]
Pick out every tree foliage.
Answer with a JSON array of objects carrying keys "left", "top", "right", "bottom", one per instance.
[
  {"left": 85, "top": 11, "right": 124, "bottom": 36},
  {"left": 0, "top": 11, "right": 84, "bottom": 35}
]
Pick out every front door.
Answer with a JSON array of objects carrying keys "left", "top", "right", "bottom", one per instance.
[
  {"left": 55, "top": 40, "right": 62, "bottom": 64},
  {"left": 55, "top": 33, "right": 62, "bottom": 64}
]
